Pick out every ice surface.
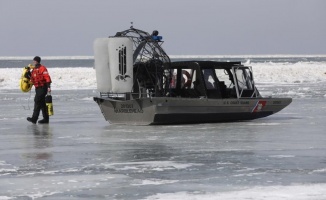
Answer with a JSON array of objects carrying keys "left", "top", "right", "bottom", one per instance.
[
  {"left": 0, "top": 89, "right": 325, "bottom": 199},
  {"left": 0, "top": 56, "right": 94, "bottom": 60},
  {"left": 251, "top": 61, "right": 326, "bottom": 84},
  {"left": 0, "top": 67, "right": 96, "bottom": 90},
  {"left": 143, "top": 184, "right": 326, "bottom": 200},
  {"left": 1, "top": 55, "right": 325, "bottom": 60},
  {"left": 0, "top": 56, "right": 325, "bottom": 199},
  {"left": 0, "top": 61, "right": 325, "bottom": 99}
]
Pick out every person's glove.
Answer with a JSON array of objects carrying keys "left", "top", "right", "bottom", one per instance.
[
  {"left": 46, "top": 83, "right": 51, "bottom": 93},
  {"left": 24, "top": 64, "right": 35, "bottom": 70}
]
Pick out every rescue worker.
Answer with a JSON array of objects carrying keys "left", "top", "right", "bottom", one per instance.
[{"left": 27, "top": 56, "right": 52, "bottom": 124}]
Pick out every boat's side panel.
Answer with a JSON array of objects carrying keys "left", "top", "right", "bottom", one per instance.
[
  {"left": 94, "top": 97, "right": 292, "bottom": 125},
  {"left": 152, "top": 98, "right": 291, "bottom": 124},
  {"left": 154, "top": 98, "right": 291, "bottom": 114}
]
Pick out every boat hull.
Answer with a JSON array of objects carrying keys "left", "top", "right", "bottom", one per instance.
[{"left": 93, "top": 97, "right": 292, "bottom": 125}]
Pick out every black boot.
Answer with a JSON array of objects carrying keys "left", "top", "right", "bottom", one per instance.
[
  {"left": 38, "top": 119, "right": 49, "bottom": 124},
  {"left": 27, "top": 117, "right": 37, "bottom": 124}
]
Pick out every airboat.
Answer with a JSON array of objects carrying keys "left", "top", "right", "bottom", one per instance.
[{"left": 93, "top": 26, "right": 292, "bottom": 125}]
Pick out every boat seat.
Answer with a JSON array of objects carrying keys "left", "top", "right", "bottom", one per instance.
[
  {"left": 206, "top": 89, "right": 222, "bottom": 99},
  {"left": 170, "top": 89, "right": 200, "bottom": 98},
  {"left": 218, "top": 81, "right": 228, "bottom": 98},
  {"left": 182, "top": 89, "right": 201, "bottom": 98}
]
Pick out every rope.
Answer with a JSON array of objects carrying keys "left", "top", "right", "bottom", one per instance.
[{"left": 21, "top": 90, "right": 33, "bottom": 110}]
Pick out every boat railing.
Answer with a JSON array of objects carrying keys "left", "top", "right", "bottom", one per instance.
[
  {"left": 99, "top": 91, "right": 153, "bottom": 100},
  {"left": 100, "top": 92, "right": 127, "bottom": 99}
]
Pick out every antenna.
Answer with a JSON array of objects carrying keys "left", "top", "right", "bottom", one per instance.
[{"left": 130, "top": 22, "right": 133, "bottom": 28}]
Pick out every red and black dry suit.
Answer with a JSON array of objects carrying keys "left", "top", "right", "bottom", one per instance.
[{"left": 30, "top": 64, "right": 52, "bottom": 122}]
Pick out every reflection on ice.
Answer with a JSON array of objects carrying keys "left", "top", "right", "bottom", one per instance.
[
  {"left": 143, "top": 184, "right": 326, "bottom": 200},
  {"left": 246, "top": 122, "right": 282, "bottom": 126},
  {"left": 269, "top": 155, "right": 295, "bottom": 158},
  {"left": 97, "top": 161, "right": 203, "bottom": 171},
  {"left": 132, "top": 178, "right": 179, "bottom": 186}
]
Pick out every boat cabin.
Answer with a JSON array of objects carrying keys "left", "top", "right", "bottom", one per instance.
[{"left": 164, "top": 61, "right": 261, "bottom": 99}]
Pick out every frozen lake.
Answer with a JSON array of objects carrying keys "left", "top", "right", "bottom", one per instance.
[{"left": 0, "top": 89, "right": 325, "bottom": 199}]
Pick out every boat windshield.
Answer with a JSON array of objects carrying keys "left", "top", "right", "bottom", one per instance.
[
  {"left": 234, "top": 67, "right": 254, "bottom": 90},
  {"left": 233, "top": 66, "right": 260, "bottom": 98}
]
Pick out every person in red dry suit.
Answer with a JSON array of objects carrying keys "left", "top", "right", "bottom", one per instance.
[{"left": 27, "top": 56, "right": 52, "bottom": 124}]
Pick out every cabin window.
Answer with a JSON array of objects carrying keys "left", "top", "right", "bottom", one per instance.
[
  {"left": 170, "top": 69, "right": 178, "bottom": 89},
  {"left": 169, "top": 69, "right": 197, "bottom": 89},
  {"left": 215, "top": 69, "right": 233, "bottom": 88},
  {"left": 181, "top": 69, "right": 196, "bottom": 89},
  {"left": 202, "top": 69, "right": 216, "bottom": 89}
]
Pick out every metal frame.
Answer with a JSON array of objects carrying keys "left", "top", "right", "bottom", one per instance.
[
  {"left": 111, "top": 27, "right": 172, "bottom": 97},
  {"left": 232, "top": 66, "right": 261, "bottom": 98}
]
